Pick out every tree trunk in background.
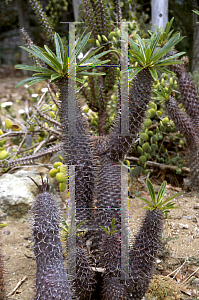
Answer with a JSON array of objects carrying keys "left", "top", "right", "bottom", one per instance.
[
  {"left": 16, "top": 0, "right": 30, "bottom": 74},
  {"left": 191, "top": 0, "right": 199, "bottom": 72},
  {"left": 151, "top": 0, "right": 168, "bottom": 31},
  {"left": 72, "top": 0, "right": 82, "bottom": 22}
]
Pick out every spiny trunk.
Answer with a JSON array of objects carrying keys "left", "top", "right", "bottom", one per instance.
[
  {"left": 126, "top": 209, "right": 163, "bottom": 300},
  {"left": 165, "top": 96, "right": 199, "bottom": 191},
  {"left": 56, "top": 76, "right": 96, "bottom": 225},
  {"left": 102, "top": 68, "right": 153, "bottom": 161},
  {"left": 31, "top": 191, "right": 72, "bottom": 300}
]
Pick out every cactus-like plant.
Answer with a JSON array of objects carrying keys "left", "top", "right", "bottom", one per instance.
[{"left": 29, "top": 176, "right": 72, "bottom": 299}]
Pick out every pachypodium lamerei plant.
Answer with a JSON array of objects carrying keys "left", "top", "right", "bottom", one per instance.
[{"left": 0, "top": 2, "right": 185, "bottom": 298}]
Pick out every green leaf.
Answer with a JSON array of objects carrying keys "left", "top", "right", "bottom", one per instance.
[
  {"left": 51, "top": 73, "right": 62, "bottom": 81},
  {"left": 77, "top": 71, "right": 107, "bottom": 76},
  {"left": 150, "top": 31, "right": 161, "bottom": 56},
  {"left": 154, "top": 60, "right": 184, "bottom": 67},
  {"left": 155, "top": 67, "right": 176, "bottom": 75},
  {"left": 20, "top": 46, "right": 58, "bottom": 71},
  {"left": 152, "top": 33, "right": 184, "bottom": 62},
  {"left": 76, "top": 32, "right": 91, "bottom": 58},
  {"left": 136, "top": 35, "right": 146, "bottom": 60},
  {"left": 111, "top": 218, "right": 115, "bottom": 232},
  {"left": 129, "top": 67, "right": 145, "bottom": 81},
  {"left": 149, "top": 68, "right": 158, "bottom": 80},
  {"left": 44, "top": 45, "right": 58, "bottom": 61},
  {"left": 27, "top": 76, "right": 51, "bottom": 86},
  {"left": 145, "top": 48, "right": 151, "bottom": 64},
  {"left": 76, "top": 220, "right": 87, "bottom": 229},
  {"left": 15, "top": 64, "right": 54, "bottom": 74},
  {"left": 157, "top": 181, "right": 167, "bottom": 204},
  {"left": 136, "top": 197, "right": 153, "bottom": 207},
  {"left": 146, "top": 179, "right": 156, "bottom": 205},
  {"left": 40, "top": 51, "right": 63, "bottom": 72},
  {"left": 15, "top": 77, "right": 40, "bottom": 88},
  {"left": 54, "top": 33, "right": 64, "bottom": 65},
  {"left": 161, "top": 192, "right": 182, "bottom": 206}
]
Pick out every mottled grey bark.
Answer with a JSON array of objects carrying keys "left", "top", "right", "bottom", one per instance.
[{"left": 151, "top": 0, "right": 168, "bottom": 31}]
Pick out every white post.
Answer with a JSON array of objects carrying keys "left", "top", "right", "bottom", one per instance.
[{"left": 151, "top": 0, "right": 168, "bottom": 31}]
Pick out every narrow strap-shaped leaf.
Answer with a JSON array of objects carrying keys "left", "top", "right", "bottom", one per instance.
[
  {"left": 76, "top": 32, "right": 91, "bottom": 58},
  {"left": 41, "top": 51, "right": 62, "bottom": 72},
  {"left": 54, "top": 33, "right": 64, "bottom": 65},
  {"left": 15, "top": 77, "right": 38, "bottom": 88},
  {"left": 149, "top": 68, "right": 158, "bottom": 80},
  {"left": 146, "top": 179, "right": 156, "bottom": 205},
  {"left": 155, "top": 67, "right": 176, "bottom": 75},
  {"left": 27, "top": 76, "right": 51, "bottom": 86},
  {"left": 151, "top": 34, "right": 184, "bottom": 62},
  {"left": 129, "top": 51, "right": 146, "bottom": 65},
  {"left": 20, "top": 46, "right": 58, "bottom": 70},
  {"left": 153, "top": 52, "right": 185, "bottom": 64},
  {"left": 136, "top": 34, "right": 146, "bottom": 60},
  {"left": 111, "top": 218, "right": 115, "bottom": 232},
  {"left": 150, "top": 31, "right": 161, "bottom": 56},
  {"left": 154, "top": 60, "right": 184, "bottom": 67},
  {"left": 157, "top": 182, "right": 166, "bottom": 205},
  {"left": 80, "top": 50, "right": 112, "bottom": 65},
  {"left": 136, "top": 196, "right": 153, "bottom": 207},
  {"left": 77, "top": 71, "right": 107, "bottom": 76},
  {"left": 44, "top": 45, "right": 58, "bottom": 60},
  {"left": 15, "top": 64, "right": 54, "bottom": 73},
  {"left": 145, "top": 48, "right": 151, "bottom": 64},
  {"left": 129, "top": 67, "right": 145, "bottom": 81},
  {"left": 161, "top": 192, "right": 182, "bottom": 206},
  {"left": 51, "top": 73, "right": 62, "bottom": 81}
]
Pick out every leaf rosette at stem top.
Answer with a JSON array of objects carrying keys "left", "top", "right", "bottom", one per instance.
[
  {"left": 15, "top": 30, "right": 112, "bottom": 87},
  {"left": 112, "top": 20, "right": 185, "bottom": 81},
  {"left": 136, "top": 178, "right": 181, "bottom": 217}
]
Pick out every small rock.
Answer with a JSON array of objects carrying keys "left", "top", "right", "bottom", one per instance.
[
  {"left": 193, "top": 217, "right": 198, "bottom": 223},
  {"left": 3, "top": 230, "right": 10, "bottom": 235},
  {"left": 183, "top": 215, "right": 191, "bottom": 220},
  {"left": 193, "top": 204, "right": 199, "bottom": 209},
  {"left": 178, "top": 223, "right": 189, "bottom": 229}
]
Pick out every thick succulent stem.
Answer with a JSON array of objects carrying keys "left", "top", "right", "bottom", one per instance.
[
  {"left": 31, "top": 191, "right": 72, "bottom": 299},
  {"left": 165, "top": 96, "right": 199, "bottom": 191},
  {"left": 102, "top": 68, "right": 153, "bottom": 161},
  {"left": 66, "top": 236, "right": 96, "bottom": 299},
  {"left": 127, "top": 209, "right": 163, "bottom": 300},
  {"left": 56, "top": 76, "right": 96, "bottom": 225},
  {"left": 177, "top": 74, "right": 199, "bottom": 134}
]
